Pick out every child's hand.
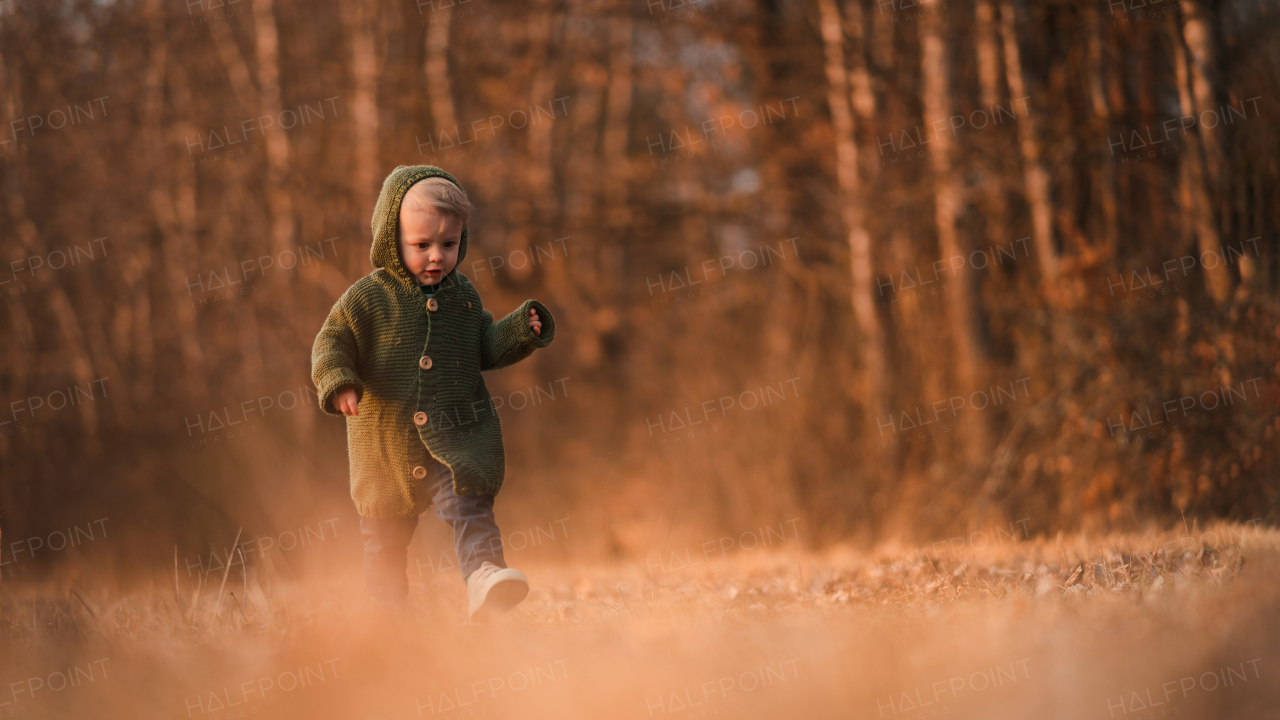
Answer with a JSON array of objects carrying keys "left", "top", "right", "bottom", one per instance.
[
  {"left": 334, "top": 385, "right": 359, "bottom": 416},
  {"left": 528, "top": 308, "right": 542, "bottom": 336}
]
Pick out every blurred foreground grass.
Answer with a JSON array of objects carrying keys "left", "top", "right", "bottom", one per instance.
[{"left": 2, "top": 523, "right": 1277, "bottom": 719}]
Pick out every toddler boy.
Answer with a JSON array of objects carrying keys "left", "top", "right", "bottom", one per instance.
[{"left": 311, "top": 165, "right": 555, "bottom": 619}]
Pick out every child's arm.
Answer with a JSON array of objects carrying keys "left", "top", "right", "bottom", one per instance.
[
  {"left": 311, "top": 297, "right": 364, "bottom": 416},
  {"left": 480, "top": 298, "right": 556, "bottom": 371}
]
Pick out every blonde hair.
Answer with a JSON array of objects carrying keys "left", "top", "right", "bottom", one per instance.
[{"left": 402, "top": 176, "right": 472, "bottom": 225}]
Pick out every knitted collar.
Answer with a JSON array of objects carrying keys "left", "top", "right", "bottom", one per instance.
[{"left": 369, "top": 165, "right": 470, "bottom": 297}]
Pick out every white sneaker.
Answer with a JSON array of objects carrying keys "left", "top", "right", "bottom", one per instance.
[{"left": 466, "top": 561, "right": 529, "bottom": 620}]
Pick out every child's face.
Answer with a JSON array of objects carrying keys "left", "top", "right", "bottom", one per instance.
[{"left": 397, "top": 205, "right": 462, "bottom": 285}]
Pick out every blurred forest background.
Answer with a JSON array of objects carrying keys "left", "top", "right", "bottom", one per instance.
[{"left": 2, "top": 0, "right": 1279, "bottom": 576}]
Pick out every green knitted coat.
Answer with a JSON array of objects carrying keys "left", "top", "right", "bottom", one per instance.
[{"left": 311, "top": 166, "right": 556, "bottom": 517}]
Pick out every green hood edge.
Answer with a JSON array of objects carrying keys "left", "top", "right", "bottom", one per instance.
[{"left": 369, "top": 165, "right": 470, "bottom": 288}]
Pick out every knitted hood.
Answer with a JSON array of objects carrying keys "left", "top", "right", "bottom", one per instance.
[{"left": 369, "top": 165, "right": 470, "bottom": 287}]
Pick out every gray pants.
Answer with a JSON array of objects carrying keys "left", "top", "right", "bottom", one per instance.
[{"left": 358, "top": 459, "right": 505, "bottom": 603}]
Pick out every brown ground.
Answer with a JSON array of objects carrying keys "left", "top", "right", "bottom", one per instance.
[{"left": 2, "top": 522, "right": 1278, "bottom": 720}]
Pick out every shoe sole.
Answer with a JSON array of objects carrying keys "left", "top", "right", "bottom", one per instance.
[{"left": 470, "top": 572, "right": 529, "bottom": 620}]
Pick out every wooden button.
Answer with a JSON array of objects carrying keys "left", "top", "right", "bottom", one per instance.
[
  {"left": 414, "top": 412, "right": 428, "bottom": 426},
  {"left": 427, "top": 298, "right": 439, "bottom": 311},
  {"left": 419, "top": 356, "right": 433, "bottom": 370},
  {"left": 412, "top": 466, "right": 427, "bottom": 479}
]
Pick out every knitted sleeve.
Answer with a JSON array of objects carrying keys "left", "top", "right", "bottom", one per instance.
[
  {"left": 311, "top": 295, "right": 364, "bottom": 415},
  {"left": 480, "top": 298, "right": 556, "bottom": 371}
]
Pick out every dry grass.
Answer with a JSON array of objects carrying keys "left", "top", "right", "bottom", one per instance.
[{"left": 2, "top": 523, "right": 1278, "bottom": 720}]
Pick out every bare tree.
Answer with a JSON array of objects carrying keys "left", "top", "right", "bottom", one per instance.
[
  {"left": 1174, "top": 3, "right": 1233, "bottom": 304},
  {"left": 344, "top": 0, "right": 381, "bottom": 212},
  {"left": 1085, "top": 3, "right": 1119, "bottom": 256},
  {"left": 424, "top": 11, "right": 458, "bottom": 134},
  {"left": 919, "top": 1, "right": 988, "bottom": 461},
  {"left": 974, "top": 0, "right": 1010, "bottom": 246},
  {"left": 1000, "top": 0, "right": 1059, "bottom": 292},
  {"left": 253, "top": 0, "right": 296, "bottom": 260},
  {"left": 602, "top": 11, "right": 634, "bottom": 231},
  {"left": 819, "top": 0, "right": 887, "bottom": 424}
]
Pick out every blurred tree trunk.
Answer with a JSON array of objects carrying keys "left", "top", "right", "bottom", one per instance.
[
  {"left": 1085, "top": 4, "right": 1119, "bottom": 257},
  {"left": 1, "top": 299, "right": 35, "bottom": 453},
  {"left": 818, "top": 0, "right": 886, "bottom": 424},
  {"left": 1174, "top": 4, "right": 1233, "bottom": 304},
  {"left": 344, "top": 0, "right": 380, "bottom": 212},
  {"left": 843, "top": 0, "right": 879, "bottom": 193},
  {"left": 425, "top": 12, "right": 457, "bottom": 137},
  {"left": 919, "top": 4, "right": 988, "bottom": 462},
  {"left": 842, "top": 0, "right": 876, "bottom": 122},
  {"left": 1136, "top": 29, "right": 1169, "bottom": 245},
  {"left": 599, "top": 10, "right": 633, "bottom": 340},
  {"left": 253, "top": 0, "right": 296, "bottom": 261},
  {"left": 149, "top": 61, "right": 211, "bottom": 403},
  {"left": 869, "top": 0, "right": 894, "bottom": 68},
  {"left": 999, "top": 0, "right": 1058, "bottom": 292},
  {"left": 974, "top": 0, "right": 1002, "bottom": 112},
  {"left": 524, "top": 8, "right": 561, "bottom": 246},
  {"left": 218, "top": 168, "right": 270, "bottom": 405},
  {"left": 207, "top": 11, "right": 259, "bottom": 112},
  {"left": 602, "top": 12, "right": 633, "bottom": 231},
  {"left": 973, "top": 0, "right": 1010, "bottom": 246},
  {"left": 1181, "top": 0, "right": 1226, "bottom": 198},
  {"left": 522, "top": 8, "right": 577, "bottom": 376},
  {"left": 553, "top": 23, "right": 605, "bottom": 368}
]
